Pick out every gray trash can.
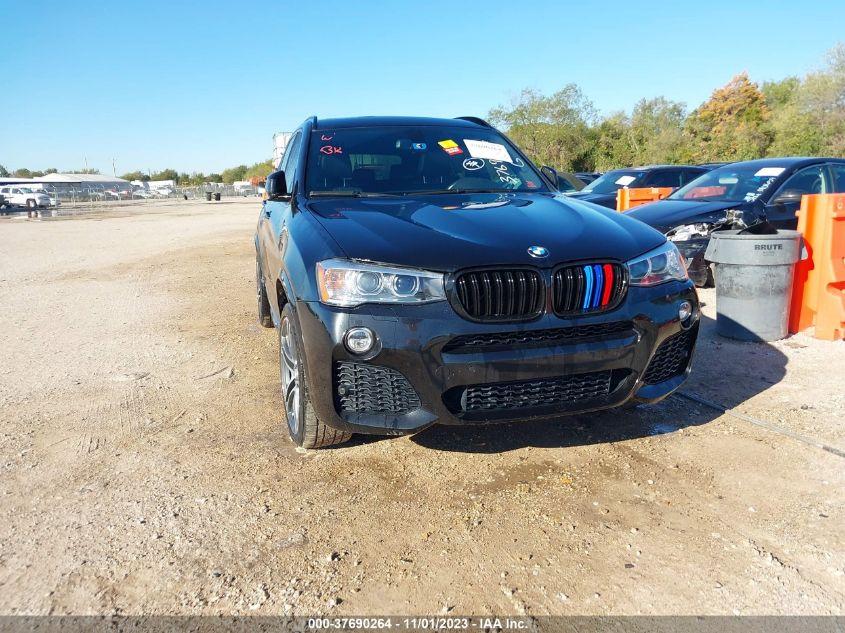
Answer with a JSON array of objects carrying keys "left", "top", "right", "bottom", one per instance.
[
  {"left": 214, "top": 192, "right": 221, "bottom": 201},
  {"left": 205, "top": 192, "right": 213, "bottom": 201},
  {"left": 704, "top": 230, "right": 804, "bottom": 341}
]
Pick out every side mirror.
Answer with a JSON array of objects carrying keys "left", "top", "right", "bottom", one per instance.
[
  {"left": 265, "top": 170, "right": 288, "bottom": 200},
  {"left": 540, "top": 165, "right": 558, "bottom": 189},
  {"left": 770, "top": 189, "right": 804, "bottom": 206}
]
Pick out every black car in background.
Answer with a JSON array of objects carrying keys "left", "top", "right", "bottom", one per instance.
[
  {"left": 567, "top": 165, "right": 710, "bottom": 209},
  {"left": 627, "top": 157, "right": 845, "bottom": 286},
  {"left": 255, "top": 115, "right": 699, "bottom": 448},
  {"left": 555, "top": 171, "right": 586, "bottom": 193},
  {"left": 574, "top": 171, "right": 602, "bottom": 185}
]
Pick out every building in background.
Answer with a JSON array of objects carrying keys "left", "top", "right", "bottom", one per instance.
[
  {"left": 273, "top": 132, "right": 293, "bottom": 168},
  {"left": 36, "top": 173, "right": 132, "bottom": 195}
]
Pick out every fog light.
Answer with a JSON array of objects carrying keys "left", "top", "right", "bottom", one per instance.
[
  {"left": 678, "top": 300, "right": 692, "bottom": 322},
  {"left": 344, "top": 327, "right": 375, "bottom": 354}
]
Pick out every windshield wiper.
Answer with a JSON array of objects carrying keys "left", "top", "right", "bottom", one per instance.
[{"left": 309, "top": 190, "right": 401, "bottom": 198}]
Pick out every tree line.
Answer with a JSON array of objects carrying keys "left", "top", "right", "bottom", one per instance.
[
  {"left": 0, "top": 161, "right": 276, "bottom": 187},
  {"left": 488, "top": 44, "right": 845, "bottom": 172},
  {"left": 118, "top": 160, "right": 275, "bottom": 186}
]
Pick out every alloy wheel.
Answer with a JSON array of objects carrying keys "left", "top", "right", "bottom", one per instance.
[{"left": 279, "top": 317, "right": 300, "bottom": 436}]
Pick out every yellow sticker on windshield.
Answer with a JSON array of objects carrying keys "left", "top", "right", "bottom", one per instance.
[{"left": 438, "top": 139, "right": 463, "bottom": 156}]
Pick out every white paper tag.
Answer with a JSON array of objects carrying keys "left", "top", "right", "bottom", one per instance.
[
  {"left": 754, "top": 167, "right": 785, "bottom": 177},
  {"left": 464, "top": 139, "right": 512, "bottom": 163},
  {"left": 615, "top": 175, "right": 636, "bottom": 186}
]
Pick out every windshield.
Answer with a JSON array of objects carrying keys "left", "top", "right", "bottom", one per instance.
[
  {"left": 669, "top": 164, "right": 788, "bottom": 203},
  {"left": 19, "top": 188, "right": 33, "bottom": 193},
  {"left": 581, "top": 170, "right": 647, "bottom": 194},
  {"left": 305, "top": 126, "right": 547, "bottom": 195}
]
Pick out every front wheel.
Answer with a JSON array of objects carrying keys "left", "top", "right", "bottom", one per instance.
[{"left": 279, "top": 303, "right": 351, "bottom": 449}]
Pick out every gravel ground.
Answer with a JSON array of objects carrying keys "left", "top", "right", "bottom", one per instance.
[{"left": 0, "top": 199, "right": 843, "bottom": 616}]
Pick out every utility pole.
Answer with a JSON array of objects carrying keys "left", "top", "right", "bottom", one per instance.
[{"left": 112, "top": 158, "right": 116, "bottom": 177}]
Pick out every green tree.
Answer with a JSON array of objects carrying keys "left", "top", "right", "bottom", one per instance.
[
  {"left": 488, "top": 85, "right": 597, "bottom": 171},
  {"left": 150, "top": 168, "right": 179, "bottom": 183},
  {"left": 221, "top": 164, "right": 248, "bottom": 184},
  {"left": 120, "top": 171, "right": 150, "bottom": 182},
  {"left": 683, "top": 73, "right": 772, "bottom": 162},
  {"left": 244, "top": 159, "right": 275, "bottom": 182},
  {"left": 0, "top": 165, "right": 10, "bottom": 177},
  {"left": 207, "top": 173, "right": 222, "bottom": 183},
  {"left": 798, "top": 43, "right": 845, "bottom": 155},
  {"left": 592, "top": 112, "right": 635, "bottom": 170},
  {"left": 628, "top": 97, "right": 687, "bottom": 165},
  {"left": 12, "top": 168, "right": 33, "bottom": 178}
]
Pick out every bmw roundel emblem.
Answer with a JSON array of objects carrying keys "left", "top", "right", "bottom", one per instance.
[{"left": 527, "top": 245, "right": 549, "bottom": 259}]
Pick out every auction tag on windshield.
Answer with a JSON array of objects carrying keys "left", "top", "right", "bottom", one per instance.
[
  {"left": 464, "top": 139, "right": 512, "bottom": 163},
  {"left": 615, "top": 175, "right": 636, "bottom": 186},
  {"left": 438, "top": 139, "right": 463, "bottom": 156},
  {"left": 754, "top": 167, "right": 785, "bottom": 177}
]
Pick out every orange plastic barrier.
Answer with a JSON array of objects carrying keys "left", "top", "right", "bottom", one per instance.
[
  {"left": 788, "top": 193, "right": 845, "bottom": 340},
  {"left": 616, "top": 187, "right": 674, "bottom": 212}
]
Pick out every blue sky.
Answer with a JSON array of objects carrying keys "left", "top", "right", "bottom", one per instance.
[{"left": 2, "top": 0, "right": 843, "bottom": 174}]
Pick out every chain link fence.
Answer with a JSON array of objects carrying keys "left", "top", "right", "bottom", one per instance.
[{"left": 4, "top": 183, "right": 262, "bottom": 217}]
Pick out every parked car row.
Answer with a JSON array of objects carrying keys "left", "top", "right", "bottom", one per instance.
[
  {"left": 626, "top": 157, "right": 845, "bottom": 286},
  {"left": 0, "top": 186, "right": 57, "bottom": 210},
  {"left": 549, "top": 157, "right": 845, "bottom": 287}
]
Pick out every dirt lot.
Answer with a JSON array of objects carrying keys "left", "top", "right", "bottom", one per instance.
[{"left": 0, "top": 199, "right": 843, "bottom": 616}]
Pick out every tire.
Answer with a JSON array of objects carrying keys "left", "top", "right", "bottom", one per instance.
[
  {"left": 278, "top": 302, "right": 352, "bottom": 449},
  {"left": 256, "top": 257, "right": 273, "bottom": 328}
]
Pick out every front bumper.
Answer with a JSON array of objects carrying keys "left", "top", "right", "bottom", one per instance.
[{"left": 294, "top": 280, "right": 699, "bottom": 435}]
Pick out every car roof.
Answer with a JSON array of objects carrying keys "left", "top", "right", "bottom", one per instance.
[
  {"left": 312, "top": 116, "right": 488, "bottom": 130},
  {"left": 606, "top": 164, "right": 705, "bottom": 172},
  {"left": 708, "top": 157, "right": 845, "bottom": 169}
]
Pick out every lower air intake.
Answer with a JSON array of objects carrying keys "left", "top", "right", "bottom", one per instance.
[
  {"left": 455, "top": 370, "right": 614, "bottom": 415},
  {"left": 642, "top": 328, "right": 696, "bottom": 385},
  {"left": 335, "top": 362, "right": 420, "bottom": 414}
]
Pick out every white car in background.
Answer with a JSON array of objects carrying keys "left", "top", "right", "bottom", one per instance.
[{"left": 0, "top": 186, "right": 52, "bottom": 209}]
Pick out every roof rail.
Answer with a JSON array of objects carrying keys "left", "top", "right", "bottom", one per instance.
[{"left": 455, "top": 116, "right": 492, "bottom": 128}]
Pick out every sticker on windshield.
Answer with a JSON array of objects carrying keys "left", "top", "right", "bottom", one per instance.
[
  {"left": 438, "top": 139, "right": 463, "bottom": 156},
  {"left": 464, "top": 139, "right": 512, "bottom": 163},
  {"left": 411, "top": 142, "right": 427, "bottom": 151},
  {"left": 615, "top": 175, "right": 636, "bottom": 186},
  {"left": 462, "top": 158, "right": 485, "bottom": 171},
  {"left": 754, "top": 167, "right": 785, "bottom": 177}
]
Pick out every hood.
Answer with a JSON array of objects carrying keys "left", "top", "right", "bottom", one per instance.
[
  {"left": 626, "top": 199, "right": 749, "bottom": 233},
  {"left": 566, "top": 191, "right": 617, "bottom": 207},
  {"left": 307, "top": 193, "right": 665, "bottom": 272}
]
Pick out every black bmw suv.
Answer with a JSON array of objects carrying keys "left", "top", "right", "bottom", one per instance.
[{"left": 255, "top": 116, "right": 700, "bottom": 448}]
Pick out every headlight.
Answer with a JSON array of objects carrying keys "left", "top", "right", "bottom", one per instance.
[
  {"left": 316, "top": 259, "right": 445, "bottom": 307},
  {"left": 627, "top": 241, "right": 688, "bottom": 286},
  {"left": 666, "top": 222, "right": 714, "bottom": 242}
]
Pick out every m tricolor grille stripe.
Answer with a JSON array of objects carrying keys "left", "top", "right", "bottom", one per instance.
[{"left": 553, "top": 263, "right": 627, "bottom": 316}]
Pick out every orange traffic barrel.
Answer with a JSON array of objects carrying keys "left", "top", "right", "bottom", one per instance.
[{"left": 789, "top": 194, "right": 845, "bottom": 340}]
